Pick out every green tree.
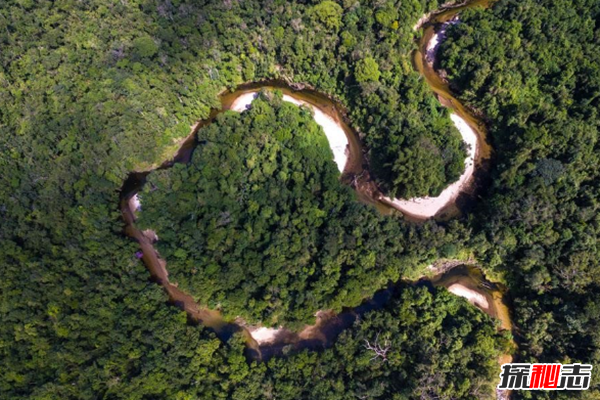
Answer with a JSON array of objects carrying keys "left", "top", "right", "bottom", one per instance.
[
  {"left": 311, "top": 1, "right": 343, "bottom": 31},
  {"left": 133, "top": 35, "right": 158, "bottom": 58},
  {"left": 355, "top": 57, "right": 381, "bottom": 83}
]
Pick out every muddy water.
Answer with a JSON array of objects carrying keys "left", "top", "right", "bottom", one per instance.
[
  {"left": 122, "top": 182, "right": 512, "bottom": 361},
  {"left": 415, "top": 0, "right": 494, "bottom": 163},
  {"left": 397, "top": 0, "right": 497, "bottom": 219},
  {"left": 430, "top": 265, "right": 511, "bottom": 331},
  {"left": 120, "top": 0, "right": 509, "bottom": 363},
  {"left": 164, "top": 81, "right": 366, "bottom": 177},
  {"left": 121, "top": 186, "right": 262, "bottom": 358},
  {"left": 250, "top": 264, "right": 513, "bottom": 361},
  {"left": 121, "top": 187, "right": 513, "bottom": 360}
]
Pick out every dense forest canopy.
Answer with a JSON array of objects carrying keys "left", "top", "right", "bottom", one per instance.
[
  {"left": 0, "top": 0, "right": 466, "bottom": 198},
  {"left": 0, "top": 0, "right": 476, "bottom": 397},
  {"left": 137, "top": 92, "right": 464, "bottom": 326},
  {"left": 244, "top": 285, "right": 510, "bottom": 400},
  {"left": 440, "top": 0, "right": 600, "bottom": 397},
  {"left": 1, "top": 0, "right": 600, "bottom": 398}
]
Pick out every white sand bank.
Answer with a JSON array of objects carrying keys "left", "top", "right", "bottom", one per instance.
[
  {"left": 426, "top": 17, "right": 459, "bottom": 64},
  {"left": 130, "top": 194, "right": 141, "bottom": 212},
  {"left": 249, "top": 326, "right": 282, "bottom": 344},
  {"left": 447, "top": 283, "right": 489, "bottom": 309},
  {"left": 382, "top": 113, "right": 476, "bottom": 218},
  {"left": 229, "top": 92, "right": 259, "bottom": 112},
  {"left": 413, "top": 13, "right": 433, "bottom": 31},
  {"left": 227, "top": 91, "right": 349, "bottom": 172}
]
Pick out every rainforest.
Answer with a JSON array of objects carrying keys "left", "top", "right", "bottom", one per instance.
[{"left": 1, "top": 0, "right": 599, "bottom": 399}]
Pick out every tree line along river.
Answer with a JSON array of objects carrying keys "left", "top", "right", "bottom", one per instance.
[{"left": 119, "top": 1, "right": 513, "bottom": 391}]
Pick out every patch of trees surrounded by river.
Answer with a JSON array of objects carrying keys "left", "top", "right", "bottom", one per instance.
[{"left": 2, "top": 0, "right": 600, "bottom": 399}]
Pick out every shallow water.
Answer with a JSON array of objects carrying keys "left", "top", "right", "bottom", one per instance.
[{"left": 119, "top": 0, "right": 510, "bottom": 363}]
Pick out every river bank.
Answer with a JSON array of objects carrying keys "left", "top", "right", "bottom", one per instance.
[
  {"left": 230, "top": 91, "right": 350, "bottom": 172},
  {"left": 123, "top": 181, "right": 512, "bottom": 361},
  {"left": 119, "top": 0, "right": 512, "bottom": 384},
  {"left": 129, "top": 69, "right": 486, "bottom": 221},
  {"left": 123, "top": 187, "right": 514, "bottom": 361}
]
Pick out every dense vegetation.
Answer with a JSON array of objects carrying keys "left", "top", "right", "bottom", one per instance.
[
  {"left": 247, "top": 285, "right": 510, "bottom": 400},
  {"left": 439, "top": 0, "right": 600, "bottom": 397},
  {"left": 0, "top": 0, "right": 466, "bottom": 198},
  {"left": 3, "top": 0, "right": 600, "bottom": 397},
  {"left": 0, "top": 0, "right": 482, "bottom": 397},
  {"left": 266, "top": 0, "right": 468, "bottom": 198},
  {"left": 137, "top": 93, "right": 464, "bottom": 326},
  {"left": 1, "top": 261, "right": 506, "bottom": 400}
]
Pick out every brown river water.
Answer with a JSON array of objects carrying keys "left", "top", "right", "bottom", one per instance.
[{"left": 120, "top": 0, "right": 511, "bottom": 369}]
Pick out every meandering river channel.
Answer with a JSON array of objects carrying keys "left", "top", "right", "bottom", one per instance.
[{"left": 119, "top": 0, "right": 512, "bottom": 392}]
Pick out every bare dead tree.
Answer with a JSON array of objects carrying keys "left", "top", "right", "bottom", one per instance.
[{"left": 363, "top": 332, "right": 391, "bottom": 362}]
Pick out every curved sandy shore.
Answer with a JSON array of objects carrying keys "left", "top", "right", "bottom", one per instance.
[
  {"left": 426, "top": 17, "right": 459, "bottom": 64},
  {"left": 382, "top": 18, "right": 480, "bottom": 219},
  {"left": 230, "top": 91, "right": 349, "bottom": 172},
  {"left": 248, "top": 326, "right": 282, "bottom": 344},
  {"left": 230, "top": 89, "right": 477, "bottom": 219},
  {"left": 382, "top": 113, "right": 476, "bottom": 218},
  {"left": 447, "top": 283, "right": 489, "bottom": 309}
]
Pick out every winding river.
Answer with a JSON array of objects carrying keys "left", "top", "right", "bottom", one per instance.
[{"left": 119, "top": 0, "right": 511, "bottom": 391}]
